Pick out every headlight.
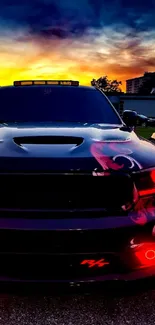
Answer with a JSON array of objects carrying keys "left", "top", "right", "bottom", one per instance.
[
  {"left": 133, "top": 168, "right": 155, "bottom": 198},
  {"left": 129, "top": 168, "right": 155, "bottom": 225},
  {"left": 132, "top": 242, "right": 155, "bottom": 269},
  {"left": 129, "top": 169, "right": 155, "bottom": 259}
]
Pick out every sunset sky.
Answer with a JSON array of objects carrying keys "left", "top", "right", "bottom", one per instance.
[{"left": 0, "top": 0, "right": 155, "bottom": 91}]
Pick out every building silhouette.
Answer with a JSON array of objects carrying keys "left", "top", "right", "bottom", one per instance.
[{"left": 126, "top": 72, "right": 155, "bottom": 93}]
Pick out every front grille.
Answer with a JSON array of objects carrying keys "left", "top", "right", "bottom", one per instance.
[
  {"left": 0, "top": 227, "right": 139, "bottom": 254},
  {"left": 0, "top": 228, "right": 132, "bottom": 280},
  {"left": 0, "top": 173, "right": 134, "bottom": 218}
]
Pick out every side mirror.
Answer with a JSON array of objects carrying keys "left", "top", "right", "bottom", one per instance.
[{"left": 122, "top": 110, "right": 138, "bottom": 127}]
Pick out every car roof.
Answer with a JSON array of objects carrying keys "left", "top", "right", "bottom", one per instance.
[{"left": 0, "top": 85, "right": 97, "bottom": 91}]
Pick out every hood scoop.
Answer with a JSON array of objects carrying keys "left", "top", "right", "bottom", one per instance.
[{"left": 13, "top": 136, "right": 84, "bottom": 146}]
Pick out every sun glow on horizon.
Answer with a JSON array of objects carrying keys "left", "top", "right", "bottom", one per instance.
[{"left": 0, "top": 26, "right": 155, "bottom": 92}]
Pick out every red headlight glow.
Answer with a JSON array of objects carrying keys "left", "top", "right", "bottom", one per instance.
[
  {"left": 133, "top": 168, "right": 155, "bottom": 198},
  {"left": 151, "top": 170, "right": 155, "bottom": 183},
  {"left": 145, "top": 250, "right": 155, "bottom": 260},
  {"left": 134, "top": 243, "right": 155, "bottom": 268},
  {"left": 139, "top": 188, "right": 155, "bottom": 197}
]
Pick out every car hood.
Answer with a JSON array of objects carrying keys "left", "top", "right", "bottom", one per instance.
[{"left": 0, "top": 121, "right": 155, "bottom": 173}]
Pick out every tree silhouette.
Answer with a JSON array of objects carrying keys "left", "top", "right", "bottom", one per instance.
[{"left": 91, "top": 76, "right": 122, "bottom": 93}]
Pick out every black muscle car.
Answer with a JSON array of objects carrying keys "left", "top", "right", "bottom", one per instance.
[{"left": 1, "top": 79, "right": 155, "bottom": 284}]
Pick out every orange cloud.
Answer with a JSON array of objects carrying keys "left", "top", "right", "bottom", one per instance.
[{"left": 0, "top": 27, "right": 155, "bottom": 92}]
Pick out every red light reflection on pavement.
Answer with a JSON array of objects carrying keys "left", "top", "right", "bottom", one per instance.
[{"left": 80, "top": 259, "right": 109, "bottom": 268}]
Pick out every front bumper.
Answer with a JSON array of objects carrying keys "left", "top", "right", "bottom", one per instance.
[
  {"left": 1, "top": 215, "right": 155, "bottom": 283},
  {"left": 1, "top": 267, "right": 155, "bottom": 284}
]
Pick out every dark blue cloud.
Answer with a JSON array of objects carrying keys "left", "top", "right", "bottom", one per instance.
[{"left": 0, "top": 0, "right": 155, "bottom": 39}]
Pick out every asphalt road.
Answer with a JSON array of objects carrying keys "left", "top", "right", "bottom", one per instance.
[{"left": 1, "top": 281, "right": 155, "bottom": 325}]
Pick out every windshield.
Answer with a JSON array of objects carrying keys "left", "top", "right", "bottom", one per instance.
[{"left": 0, "top": 86, "right": 122, "bottom": 124}]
